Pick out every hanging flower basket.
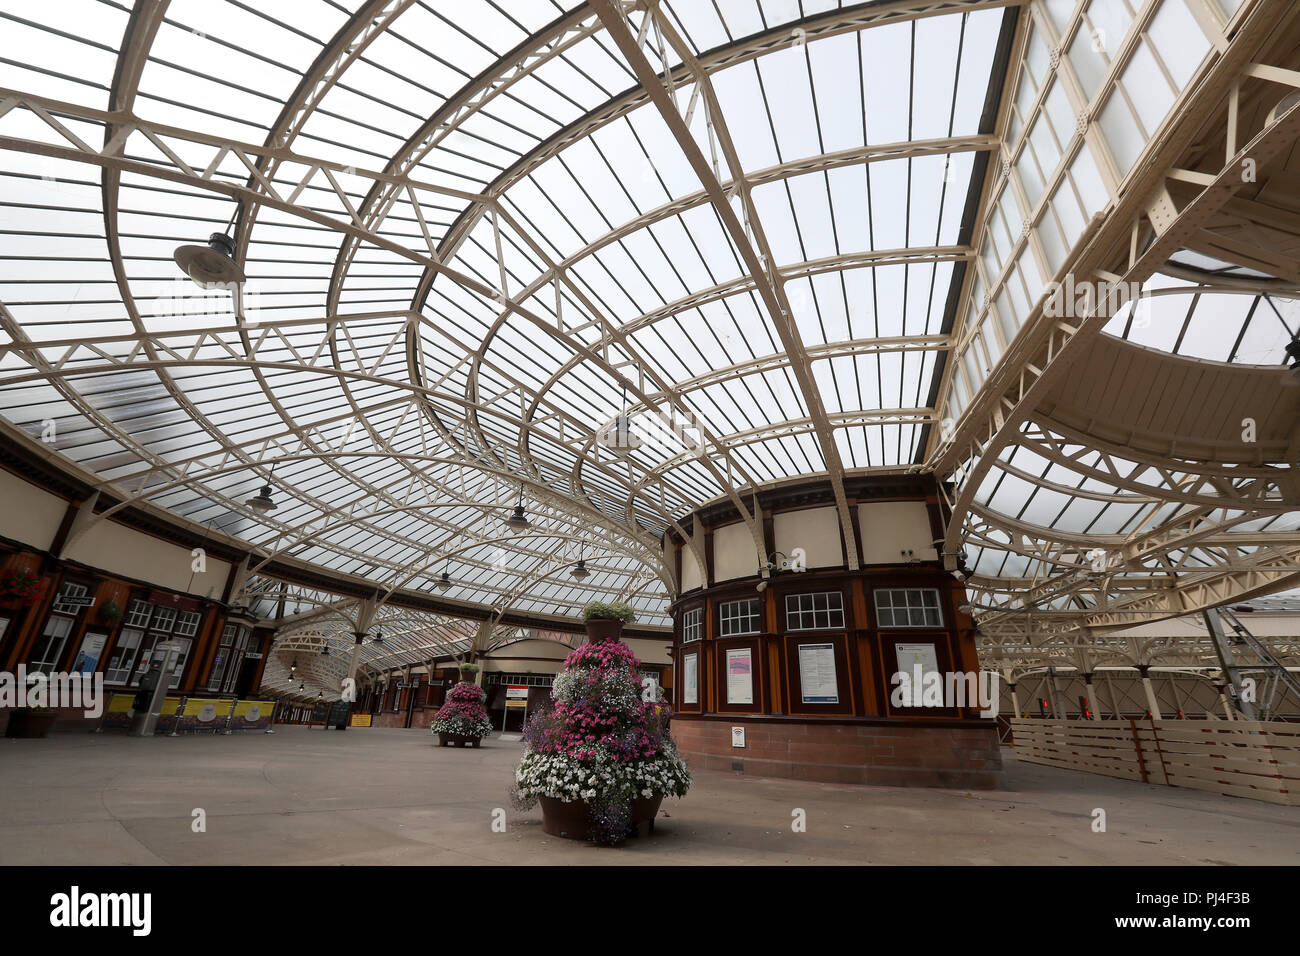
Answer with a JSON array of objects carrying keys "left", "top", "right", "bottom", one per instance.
[
  {"left": 580, "top": 601, "right": 636, "bottom": 643},
  {"left": 430, "top": 681, "right": 492, "bottom": 746},
  {"left": 512, "top": 637, "right": 690, "bottom": 846},
  {"left": 98, "top": 596, "right": 123, "bottom": 625},
  {"left": 0, "top": 569, "right": 48, "bottom": 608}
]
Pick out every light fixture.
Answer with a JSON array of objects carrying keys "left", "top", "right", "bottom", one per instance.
[
  {"left": 953, "top": 548, "right": 973, "bottom": 582},
  {"left": 1283, "top": 331, "right": 1300, "bottom": 387},
  {"left": 571, "top": 541, "right": 590, "bottom": 580},
  {"left": 245, "top": 462, "right": 281, "bottom": 514},
  {"left": 434, "top": 570, "right": 452, "bottom": 591},
  {"left": 596, "top": 379, "right": 642, "bottom": 456},
  {"left": 173, "top": 232, "right": 246, "bottom": 289},
  {"left": 244, "top": 484, "right": 277, "bottom": 513},
  {"left": 319, "top": 644, "right": 330, "bottom": 657},
  {"left": 372, "top": 629, "right": 384, "bottom": 645},
  {"left": 505, "top": 488, "right": 529, "bottom": 532}
]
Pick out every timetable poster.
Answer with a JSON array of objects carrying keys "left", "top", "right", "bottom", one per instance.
[
  {"left": 683, "top": 653, "right": 698, "bottom": 704},
  {"left": 726, "top": 648, "right": 753, "bottom": 704},
  {"left": 895, "top": 642, "right": 940, "bottom": 706},
  {"left": 798, "top": 642, "right": 838, "bottom": 703}
]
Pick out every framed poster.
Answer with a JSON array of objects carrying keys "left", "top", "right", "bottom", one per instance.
[
  {"left": 798, "top": 642, "right": 838, "bottom": 703},
  {"left": 71, "top": 632, "right": 107, "bottom": 675},
  {"left": 683, "top": 653, "right": 698, "bottom": 704},
  {"left": 895, "top": 642, "right": 939, "bottom": 706},
  {"left": 725, "top": 647, "right": 753, "bottom": 705}
]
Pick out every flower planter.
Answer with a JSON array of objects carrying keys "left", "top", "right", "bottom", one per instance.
[
  {"left": 438, "top": 732, "right": 483, "bottom": 748},
  {"left": 5, "top": 710, "right": 56, "bottom": 739},
  {"left": 538, "top": 793, "right": 663, "bottom": 841},
  {"left": 583, "top": 619, "right": 623, "bottom": 643}
]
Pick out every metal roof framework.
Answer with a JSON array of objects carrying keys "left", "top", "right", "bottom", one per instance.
[{"left": 0, "top": 0, "right": 1297, "bottom": 690}]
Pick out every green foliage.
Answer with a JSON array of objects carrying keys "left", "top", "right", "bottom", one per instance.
[
  {"left": 99, "top": 596, "right": 123, "bottom": 624},
  {"left": 581, "top": 601, "right": 636, "bottom": 624}
]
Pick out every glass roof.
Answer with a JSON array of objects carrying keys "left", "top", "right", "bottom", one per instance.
[{"left": 0, "top": 0, "right": 1295, "bottom": 662}]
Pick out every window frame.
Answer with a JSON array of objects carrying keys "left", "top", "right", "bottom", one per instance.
[
  {"left": 718, "top": 597, "right": 761, "bottom": 637},
  {"left": 680, "top": 606, "right": 703, "bottom": 643},
  {"left": 874, "top": 588, "right": 945, "bottom": 628},
  {"left": 784, "top": 590, "right": 846, "bottom": 632}
]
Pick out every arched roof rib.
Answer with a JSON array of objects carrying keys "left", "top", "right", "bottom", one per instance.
[{"left": 1, "top": 0, "right": 1297, "bottom": 673}]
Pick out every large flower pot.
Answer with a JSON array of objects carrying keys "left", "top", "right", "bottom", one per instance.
[
  {"left": 438, "top": 732, "right": 482, "bottom": 748},
  {"left": 539, "top": 793, "right": 664, "bottom": 841},
  {"left": 583, "top": 619, "right": 624, "bottom": 643},
  {"left": 5, "top": 709, "right": 56, "bottom": 738}
]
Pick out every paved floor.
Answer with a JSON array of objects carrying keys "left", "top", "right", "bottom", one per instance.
[{"left": 1, "top": 726, "right": 1296, "bottom": 865}]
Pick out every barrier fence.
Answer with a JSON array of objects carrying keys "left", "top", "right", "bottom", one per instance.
[
  {"left": 1010, "top": 717, "right": 1300, "bottom": 806},
  {"left": 99, "top": 694, "right": 276, "bottom": 734}
]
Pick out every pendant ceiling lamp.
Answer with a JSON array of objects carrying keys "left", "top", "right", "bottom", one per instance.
[
  {"left": 244, "top": 484, "right": 277, "bottom": 513},
  {"left": 599, "top": 379, "right": 641, "bottom": 456},
  {"left": 571, "top": 542, "right": 589, "bottom": 579},
  {"left": 244, "top": 463, "right": 280, "bottom": 514},
  {"left": 173, "top": 231, "right": 245, "bottom": 289},
  {"left": 505, "top": 487, "right": 529, "bottom": 532}
]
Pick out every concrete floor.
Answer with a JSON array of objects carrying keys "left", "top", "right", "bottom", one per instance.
[{"left": 1, "top": 726, "right": 1296, "bottom": 865}]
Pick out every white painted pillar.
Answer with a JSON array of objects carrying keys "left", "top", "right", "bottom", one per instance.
[
  {"left": 1215, "top": 684, "right": 1235, "bottom": 720},
  {"left": 345, "top": 631, "right": 366, "bottom": 699},
  {"left": 1083, "top": 675, "right": 1102, "bottom": 719},
  {"left": 1139, "top": 667, "right": 1162, "bottom": 720},
  {"left": 1047, "top": 666, "right": 1067, "bottom": 719}
]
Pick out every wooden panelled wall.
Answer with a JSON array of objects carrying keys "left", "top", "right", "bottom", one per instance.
[{"left": 666, "top": 479, "right": 980, "bottom": 722}]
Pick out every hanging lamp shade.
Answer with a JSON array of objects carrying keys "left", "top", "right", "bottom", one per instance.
[
  {"left": 1284, "top": 332, "right": 1300, "bottom": 386},
  {"left": 173, "top": 232, "right": 245, "bottom": 289},
  {"left": 505, "top": 504, "right": 529, "bottom": 531},
  {"left": 434, "top": 571, "right": 452, "bottom": 591},
  {"left": 570, "top": 558, "right": 590, "bottom": 580},
  {"left": 598, "top": 410, "right": 642, "bottom": 456},
  {"left": 244, "top": 484, "right": 277, "bottom": 513}
]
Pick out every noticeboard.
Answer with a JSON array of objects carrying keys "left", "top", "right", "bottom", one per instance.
[{"left": 328, "top": 700, "right": 351, "bottom": 727}]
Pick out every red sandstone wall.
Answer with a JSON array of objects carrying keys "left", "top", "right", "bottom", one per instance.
[
  {"left": 367, "top": 710, "right": 430, "bottom": 729},
  {"left": 672, "top": 718, "right": 1002, "bottom": 789}
]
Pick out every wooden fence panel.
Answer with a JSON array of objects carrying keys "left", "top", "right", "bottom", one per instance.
[{"left": 1009, "top": 718, "right": 1299, "bottom": 806}]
